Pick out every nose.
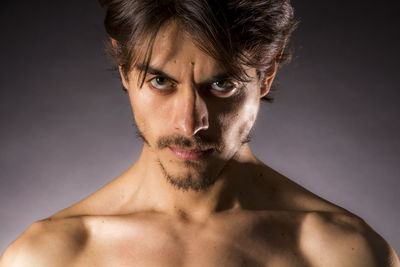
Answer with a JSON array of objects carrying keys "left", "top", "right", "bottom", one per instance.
[{"left": 171, "top": 85, "right": 209, "bottom": 137}]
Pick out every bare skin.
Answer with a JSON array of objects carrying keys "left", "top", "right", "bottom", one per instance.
[{"left": 1, "top": 22, "right": 399, "bottom": 267}]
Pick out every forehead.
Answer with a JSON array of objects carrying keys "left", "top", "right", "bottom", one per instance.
[
  {"left": 130, "top": 21, "right": 258, "bottom": 85},
  {"left": 145, "top": 22, "right": 222, "bottom": 80}
]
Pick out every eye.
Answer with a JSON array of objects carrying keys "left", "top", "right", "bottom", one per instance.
[
  {"left": 211, "top": 80, "right": 234, "bottom": 91},
  {"left": 209, "top": 80, "right": 238, "bottom": 97},
  {"left": 148, "top": 76, "right": 174, "bottom": 90}
]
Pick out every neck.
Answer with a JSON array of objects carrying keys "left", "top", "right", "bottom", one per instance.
[{"left": 124, "top": 143, "right": 260, "bottom": 223}]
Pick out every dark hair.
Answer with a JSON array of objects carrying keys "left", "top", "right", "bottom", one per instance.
[{"left": 99, "top": 0, "right": 297, "bottom": 102}]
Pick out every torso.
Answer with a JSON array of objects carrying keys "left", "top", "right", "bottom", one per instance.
[
  {"left": 68, "top": 209, "right": 316, "bottom": 267},
  {"left": 15, "top": 163, "right": 368, "bottom": 267},
  {"left": 2, "top": 162, "right": 397, "bottom": 267}
]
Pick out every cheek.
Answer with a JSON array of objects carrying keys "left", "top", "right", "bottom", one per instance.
[
  {"left": 218, "top": 97, "right": 259, "bottom": 147},
  {"left": 130, "top": 87, "right": 172, "bottom": 136},
  {"left": 235, "top": 87, "right": 260, "bottom": 133},
  {"left": 240, "top": 100, "right": 259, "bottom": 127}
]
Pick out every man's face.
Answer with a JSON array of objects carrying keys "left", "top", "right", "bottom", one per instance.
[{"left": 121, "top": 22, "right": 270, "bottom": 191}]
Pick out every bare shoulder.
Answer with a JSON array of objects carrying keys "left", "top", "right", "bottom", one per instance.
[
  {"left": 0, "top": 217, "right": 88, "bottom": 267},
  {"left": 50, "top": 169, "right": 134, "bottom": 219},
  {"left": 299, "top": 211, "right": 400, "bottom": 267}
]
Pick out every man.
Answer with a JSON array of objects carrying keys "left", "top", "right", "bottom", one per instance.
[{"left": 1, "top": 0, "right": 399, "bottom": 266}]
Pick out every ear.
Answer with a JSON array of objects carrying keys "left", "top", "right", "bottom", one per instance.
[
  {"left": 259, "top": 63, "right": 278, "bottom": 98},
  {"left": 111, "top": 38, "right": 130, "bottom": 90},
  {"left": 260, "top": 49, "right": 283, "bottom": 98},
  {"left": 111, "top": 38, "right": 118, "bottom": 48},
  {"left": 118, "top": 65, "right": 130, "bottom": 90}
]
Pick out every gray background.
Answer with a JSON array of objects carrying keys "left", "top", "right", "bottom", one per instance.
[{"left": 1, "top": 1, "right": 399, "bottom": 255}]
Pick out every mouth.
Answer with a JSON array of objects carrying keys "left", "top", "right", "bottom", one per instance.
[{"left": 168, "top": 147, "right": 214, "bottom": 161}]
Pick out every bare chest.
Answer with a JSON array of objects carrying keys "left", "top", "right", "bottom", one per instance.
[{"left": 77, "top": 213, "right": 310, "bottom": 267}]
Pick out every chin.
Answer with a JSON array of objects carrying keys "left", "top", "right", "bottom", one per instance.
[
  {"left": 164, "top": 169, "right": 217, "bottom": 192},
  {"left": 158, "top": 159, "right": 223, "bottom": 192}
]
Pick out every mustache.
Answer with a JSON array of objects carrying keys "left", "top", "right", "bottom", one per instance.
[{"left": 157, "top": 135, "right": 224, "bottom": 153}]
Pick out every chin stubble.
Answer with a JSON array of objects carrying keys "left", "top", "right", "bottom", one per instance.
[{"left": 157, "top": 159, "right": 217, "bottom": 192}]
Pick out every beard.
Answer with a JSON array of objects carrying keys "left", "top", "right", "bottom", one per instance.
[
  {"left": 158, "top": 159, "right": 217, "bottom": 192},
  {"left": 133, "top": 121, "right": 252, "bottom": 192},
  {"left": 156, "top": 134, "right": 226, "bottom": 192}
]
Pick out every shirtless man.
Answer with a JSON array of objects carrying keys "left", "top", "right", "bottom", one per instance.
[{"left": 1, "top": 0, "right": 399, "bottom": 266}]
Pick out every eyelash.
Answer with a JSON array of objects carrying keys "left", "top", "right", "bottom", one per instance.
[{"left": 147, "top": 76, "right": 239, "bottom": 97}]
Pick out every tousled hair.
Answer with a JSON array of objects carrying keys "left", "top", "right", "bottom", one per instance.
[{"left": 99, "top": 0, "right": 297, "bottom": 102}]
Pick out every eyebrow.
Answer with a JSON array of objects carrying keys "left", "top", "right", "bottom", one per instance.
[
  {"left": 135, "top": 64, "right": 179, "bottom": 83},
  {"left": 134, "top": 64, "right": 234, "bottom": 87}
]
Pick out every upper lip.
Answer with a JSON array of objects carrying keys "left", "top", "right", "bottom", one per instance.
[{"left": 169, "top": 147, "right": 213, "bottom": 153}]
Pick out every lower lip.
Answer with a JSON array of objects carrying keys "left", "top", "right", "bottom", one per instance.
[{"left": 169, "top": 147, "right": 213, "bottom": 160}]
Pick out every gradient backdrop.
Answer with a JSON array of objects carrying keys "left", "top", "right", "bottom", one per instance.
[{"left": 1, "top": 1, "right": 399, "bottom": 255}]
